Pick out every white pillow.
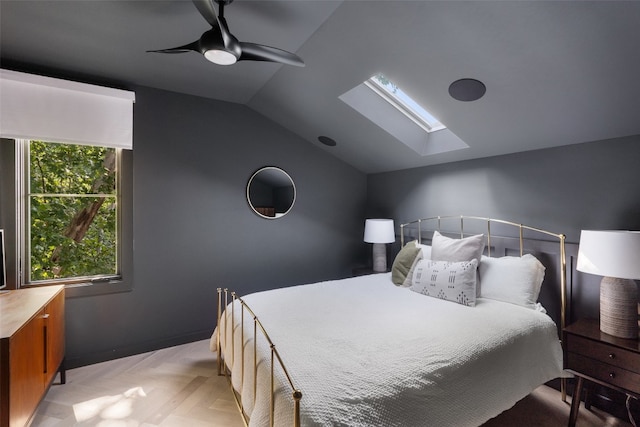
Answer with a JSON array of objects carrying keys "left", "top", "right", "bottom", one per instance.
[
  {"left": 410, "top": 259, "right": 478, "bottom": 307},
  {"left": 431, "top": 230, "right": 484, "bottom": 264},
  {"left": 479, "top": 254, "right": 545, "bottom": 309}
]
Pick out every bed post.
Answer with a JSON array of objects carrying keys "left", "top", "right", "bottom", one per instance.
[
  {"left": 217, "top": 287, "right": 223, "bottom": 376},
  {"left": 254, "top": 317, "right": 258, "bottom": 406},
  {"left": 240, "top": 303, "right": 245, "bottom": 416},
  {"left": 486, "top": 219, "right": 492, "bottom": 257},
  {"left": 271, "top": 345, "right": 275, "bottom": 427},
  {"left": 224, "top": 288, "right": 229, "bottom": 364},
  {"left": 518, "top": 224, "right": 524, "bottom": 256},
  {"left": 293, "top": 390, "right": 302, "bottom": 427},
  {"left": 560, "top": 234, "right": 567, "bottom": 402}
]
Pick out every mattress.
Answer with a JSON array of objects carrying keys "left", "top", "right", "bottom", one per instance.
[{"left": 211, "top": 272, "right": 564, "bottom": 426}]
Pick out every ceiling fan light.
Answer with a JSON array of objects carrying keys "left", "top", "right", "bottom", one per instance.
[{"left": 204, "top": 49, "right": 237, "bottom": 65}]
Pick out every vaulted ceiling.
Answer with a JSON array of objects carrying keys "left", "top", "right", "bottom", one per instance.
[{"left": 2, "top": 1, "right": 640, "bottom": 173}]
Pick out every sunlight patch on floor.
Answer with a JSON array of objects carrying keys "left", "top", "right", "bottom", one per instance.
[{"left": 72, "top": 386, "right": 147, "bottom": 423}]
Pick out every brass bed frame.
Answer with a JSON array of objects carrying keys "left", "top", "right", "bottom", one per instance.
[
  {"left": 216, "top": 215, "right": 569, "bottom": 427},
  {"left": 216, "top": 288, "right": 303, "bottom": 427}
]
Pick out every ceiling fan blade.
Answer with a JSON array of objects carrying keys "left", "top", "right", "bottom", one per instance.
[
  {"left": 217, "top": 16, "right": 240, "bottom": 51},
  {"left": 239, "top": 42, "right": 305, "bottom": 67},
  {"left": 193, "top": 0, "right": 238, "bottom": 54},
  {"left": 192, "top": 0, "right": 220, "bottom": 28},
  {"left": 147, "top": 41, "right": 200, "bottom": 54}
]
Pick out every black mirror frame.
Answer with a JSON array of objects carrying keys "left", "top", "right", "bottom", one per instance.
[{"left": 246, "top": 167, "right": 296, "bottom": 220}]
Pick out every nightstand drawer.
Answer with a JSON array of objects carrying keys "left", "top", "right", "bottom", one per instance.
[
  {"left": 565, "top": 334, "right": 639, "bottom": 374},
  {"left": 567, "top": 352, "right": 640, "bottom": 394}
]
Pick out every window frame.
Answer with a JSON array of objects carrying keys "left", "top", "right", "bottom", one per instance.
[
  {"left": 16, "top": 139, "right": 126, "bottom": 289},
  {"left": 365, "top": 74, "right": 446, "bottom": 133}
]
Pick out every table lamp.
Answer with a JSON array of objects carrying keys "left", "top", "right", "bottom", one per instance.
[
  {"left": 576, "top": 230, "right": 640, "bottom": 339},
  {"left": 364, "top": 219, "right": 395, "bottom": 272}
]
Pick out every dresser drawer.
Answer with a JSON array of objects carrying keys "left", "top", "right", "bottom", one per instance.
[
  {"left": 565, "top": 334, "right": 639, "bottom": 374},
  {"left": 567, "top": 352, "right": 640, "bottom": 394}
]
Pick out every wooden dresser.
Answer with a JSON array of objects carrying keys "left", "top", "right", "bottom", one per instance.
[{"left": 0, "top": 285, "right": 65, "bottom": 427}]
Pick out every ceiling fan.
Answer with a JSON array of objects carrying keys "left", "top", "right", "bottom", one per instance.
[{"left": 148, "top": 0, "right": 304, "bottom": 67}]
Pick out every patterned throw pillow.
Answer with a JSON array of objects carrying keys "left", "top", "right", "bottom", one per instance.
[
  {"left": 431, "top": 231, "right": 484, "bottom": 297},
  {"left": 410, "top": 259, "right": 478, "bottom": 307}
]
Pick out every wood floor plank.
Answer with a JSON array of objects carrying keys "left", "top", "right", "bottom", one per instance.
[
  {"left": 32, "top": 339, "right": 633, "bottom": 426},
  {"left": 172, "top": 377, "right": 227, "bottom": 417},
  {"left": 144, "top": 376, "right": 209, "bottom": 425}
]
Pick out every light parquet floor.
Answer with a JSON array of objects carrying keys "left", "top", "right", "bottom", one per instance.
[
  {"left": 33, "top": 339, "right": 632, "bottom": 427},
  {"left": 33, "top": 340, "right": 243, "bottom": 427}
]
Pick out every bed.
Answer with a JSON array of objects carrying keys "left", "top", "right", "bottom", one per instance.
[{"left": 211, "top": 216, "right": 569, "bottom": 427}]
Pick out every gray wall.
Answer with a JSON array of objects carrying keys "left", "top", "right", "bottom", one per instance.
[
  {"left": 367, "top": 135, "right": 640, "bottom": 242},
  {"left": 0, "top": 86, "right": 367, "bottom": 367},
  {"left": 366, "top": 134, "right": 640, "bottom": 320}
]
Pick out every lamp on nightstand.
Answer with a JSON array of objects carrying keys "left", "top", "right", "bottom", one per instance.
[
  {"left": 577, "top": 230, "right": 640, "bottom": 340},
  {"left": 364, "top": 219, "right": 395, "bottom": 273}
]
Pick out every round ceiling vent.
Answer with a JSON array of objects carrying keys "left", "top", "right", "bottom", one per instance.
[
  {"left": 448, "top": 79, "right": 486, "bottom": 102},
  {"left": 318, "top": 136, "right": 337, "bottom": 147}
]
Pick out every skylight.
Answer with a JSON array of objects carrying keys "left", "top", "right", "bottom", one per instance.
[
  {"left": 338, "top": 74, "right": 468, "bottom": 157},
  {"left": 365, "top": 74, "right": 446, "bottom": 133}
]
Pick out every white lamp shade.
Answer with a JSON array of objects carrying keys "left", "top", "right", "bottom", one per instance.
[
  {"left": 364, "top": 219, "right": 395, "bottom": 244},
  {"left": 577, "top": 230, "right": 640, "bottom": 280}
]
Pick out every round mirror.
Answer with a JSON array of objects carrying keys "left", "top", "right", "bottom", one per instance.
[{"left": 247, "top": 167, "right": 296, "bottom": 219}]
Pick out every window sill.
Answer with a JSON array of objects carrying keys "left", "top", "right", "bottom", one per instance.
[
  {"left": 23, "top": 278, "right": 133, "bottom": 298},
  {"left": 68, "top": 279, "right": 133, "bottom": 298}
]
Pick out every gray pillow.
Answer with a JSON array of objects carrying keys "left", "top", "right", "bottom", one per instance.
[{"left": 391, "top": 241, "right": 421, "bottom": 286}]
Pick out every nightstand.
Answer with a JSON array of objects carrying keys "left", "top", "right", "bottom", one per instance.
[{"left": 563, "top": 318, "right": 640, "bottom": 427}]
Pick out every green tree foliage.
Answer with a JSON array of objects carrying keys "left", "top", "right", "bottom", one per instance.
[
  {"left": 29, "top": 141, "right": 117, "bottom": 281},
  {"left": 373, "top": 73, "right": 399, "bottom": 94}
]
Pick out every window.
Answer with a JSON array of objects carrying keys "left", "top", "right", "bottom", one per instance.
[
  {"left": 17, "top": 139, "right": 121, "bottom": 284},
  {"left": 1, "top": 70, "right": 133, "bottom": 292},
  {"left": 365, "top": 74, "right": 446, "bottom": 133}
]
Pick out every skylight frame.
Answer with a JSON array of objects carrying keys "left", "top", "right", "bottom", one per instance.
[{"left": 364, "top": 74, "right": 446, "bottom": 133}]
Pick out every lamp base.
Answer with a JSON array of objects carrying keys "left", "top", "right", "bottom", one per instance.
[
  {"left": 600, "top": 276, "right": 638, "bottom": 340},
  {"left": 372, "top": 243, "right": 387, "bottom": 273}
]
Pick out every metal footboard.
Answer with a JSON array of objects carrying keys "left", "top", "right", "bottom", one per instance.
[{"left": 217, "top": 288, "right": 302, "bottom": 427}]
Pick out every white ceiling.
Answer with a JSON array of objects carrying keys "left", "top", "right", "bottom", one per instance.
[{"left": 2, "top": 1, "right": 640, "bottom": 173}]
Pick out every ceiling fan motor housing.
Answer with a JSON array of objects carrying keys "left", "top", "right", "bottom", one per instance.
[{"left": 200, "top": 28, "right": 241, "bottom": 62}]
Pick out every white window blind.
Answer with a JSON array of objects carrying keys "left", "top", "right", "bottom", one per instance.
[{"left": 0, "top": 69, "right": 135, "bottom": 149}]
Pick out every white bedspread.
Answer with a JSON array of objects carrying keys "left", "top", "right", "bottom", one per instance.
[{"left": 211, "top": 273, "right": 564, "bottom": 427}]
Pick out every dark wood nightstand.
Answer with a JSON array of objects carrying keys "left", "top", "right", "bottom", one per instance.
[{"left": 563, "top": 318, "right": 640, "bottom": 427}]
